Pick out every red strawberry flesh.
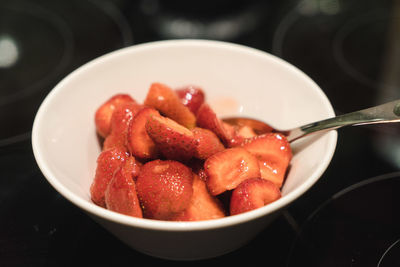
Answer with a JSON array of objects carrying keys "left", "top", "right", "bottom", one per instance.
[
  {"left": 95, "top": 94, "right": 135, "bottom": 138},
  {"left": 242, "top": 133, "right": 292, "bottom": 188},
  {"left": 105, "top": 163, "right": 143, "bottom": 218},
  {"left": 103, "top": 102, "right": 141, "bottom": 151},
  {"left": 146, "top": 115, "right": 197, "bottom": 161},
  {"left": 192, "top": 127, "right": 225, "bottom": 160},
  {"left": 144, "top": 83, "right": 196, "bottom": 129},
  {"left": 91, "top": 83, "right": 293, "bottom": 222},
  {"left": 204, "top": 147, "right": 260, "bottom": 195},
  {"left": 175, "top": 85, "right": 205, "bottom": 114},
  {"left": 230, "top": 178, "right": 281, "bottom": 215},
  {"left": 172, "top": 174, "right": 225, "bottom": 221},
  {"left": 136, "top": 160, "right": 193, "bottom": 220},
  {"left": 196, "top": 103, "right": 232, "bottom": 146},
  {"left": 121, "top": 156, "right": 141, "bottom": 181},
  {"left": 127, "top": 107, "right": 160, "bottom": 160},
  {"left": 90, "top": 147, "right": 129, "bottom": 207}
]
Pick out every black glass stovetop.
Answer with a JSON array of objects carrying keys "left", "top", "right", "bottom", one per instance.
[{"left": 1, "top": 0, "right": 400, "bottom": 266}]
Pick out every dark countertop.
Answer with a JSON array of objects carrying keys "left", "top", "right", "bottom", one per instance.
[{"left": 1, "top": 0, "right": 399, "bottom": 266}]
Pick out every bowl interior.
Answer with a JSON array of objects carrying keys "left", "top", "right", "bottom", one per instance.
[{"left": 32, "top": 40, "right": 336, "bottom": 229}]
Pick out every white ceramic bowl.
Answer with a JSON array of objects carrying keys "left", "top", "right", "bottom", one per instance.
[{"left": 32, "top": 40, "right": 337, "bottom": 260}]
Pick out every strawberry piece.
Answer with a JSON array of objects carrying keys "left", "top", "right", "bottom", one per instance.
[
  {"left": 223, "top": 117, "right": 275, "bottom": 136},
  {"left": 204, "top": 147, "right": 260, "bottom": 195},
  {"left": 136, "top": 160, "right": 193, "bottom": 220},
  {"left": 230, "top": 178, "right": 281, "bottom": 215},
  {"left": 146, "top": 115, "right": 197, "bottom": 161},
  {"left": 198, "top": 168, "right": 208, "bottom": 182},
  {"left": 242, "top": 133, "right": 292, "bottom": 188},
  {"left": 144, "top": 83, "right": 196, "bottom": 129},
  {"left": 127, "top": 107, "right": 160, "bottom": 160},
  {"left": 105, "top": 162, "right": 143, "bottom": 218},
  {"left": 222, "top": 123, "right": 258, "bottom": 147},
  {"left": 196, "top": 103, "right": 232, "bottom": 146},
  {"left": 186, "top": 159, "right": 208, "bottom": 181},
  {"left": 90, "top": 147, "right": 129, "bottom": 207},
  {"left": 122, "top": 156, "right": 142, "bottom": 181},
  {"left": 175, "top": 85, "right": 205, "bottom": 114},
  {"left": 228, "top": 136, "right": 245, "bottom": 147},
  {"left": 222, "top": 122, "right": 236, "bottom": 139},
  {"left": 172, "top": 174, "right": 225, "bottom": 221},
  {"left": 191, "top": 127, "right": 225, "bottom": 160},
  {"left": 103, "top": 134, "right": 122, "bottom": 152},
  {"left": 239, "top": 126, "right": 258, "bottom": 146},
  {"left": 237, "top": 125, "right": 257, "bottom": 139},
  {"left": 103, "top": 102, "right": 142, "bottom": 151},
  {"left": 103, "top": 134, "right": 123, "bottom": 152},
  {"left": 95, "top": 94, "right": 136, "bottom": 138}
]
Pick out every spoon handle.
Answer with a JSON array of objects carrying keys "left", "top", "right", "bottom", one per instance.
[{"left": 288, "top": 99, "right": 400, "bottom": 142}]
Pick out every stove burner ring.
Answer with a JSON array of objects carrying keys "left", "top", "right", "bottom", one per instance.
[
  {"left": 89, "top": 0, "right": 133, "bottom": 46},
  {"left": 271, "top": 1, "right": 341, "bottom": 57},
  {"left": 286, "top": 171, "right": 400, "bottom": 266},
  {"left": 0, "top": 2, "right": 74, "bottom": 107},
  {"left": 332, "top": 12, "right": 398, "bottom": 90},
  {"left": 377, "top": 238, "right": 400, "bottom": 267},
  {"left": 0, "top": 0, "right": 133, "bottom": 108},
  {"left": 0, "top": 0, "right": 133, "bottom": 147},
  {"left": 271, "top": 5, "right": 299, "bottom": 57},
  {"left": 0, "top": 132, "right": 31, "bottom": 147}
]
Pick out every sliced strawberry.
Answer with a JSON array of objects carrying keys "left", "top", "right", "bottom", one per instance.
[
  {"left": 127, "top": 107, "right": 160, "bottom": 160},
  {"left": 222, "top": 123, "right": 258, "bottom": 147},
  {"left": 222, "top": 117, "right": 275, "bottom": 136},
  {"left": 186, "top": 158, "right": 208, "bottom": 182},
  {"left": 103, "top": 102, "right": 142, "bottom": 151},
  {"left": 146, "top": 115, "right": 197, "bottom": 161},
  {"left": 204, "top": 147, "right": 260, "bottom": 195},
  {"left": 242, "top": 133, "right": 292, "bottom": 188},
  {"left": 172, "top": 174, "right": 225, "bottom": 221},
  {"left": 230, "top": 178, "right": 281, "bottom": 216},
  {"left": 228, "top": 136, "right": 245, "bottom": 147},
  {"left": 222, "top": 122, "right": 236, "bottom": 139},
  {"left": 90, "top": 147, "right": 129, "bottom": 207},
  {"left": 196, "top": 103, "right": 232, "bottom": 146},
  {"left": 191, "top": 127, "right": 225, "bottom": 160},
  {"left": 136, "top": 160, "right": 193, "bottom": 220},
  {"left": 102, "top": 134, "right": 122, "bottom": 152},
  {"left": 175, "top": 85, "right": 205, "bottom": 114},
  {"left": 197, "top": 168, "right": 208, "bottom": 182},
  {"left": 122, "top": 155, "right": 142, "bottom": 181},
  {"left": 144, "top": 83, "right": 196, "bottom": 129},
  {"left": 237, "top": 125, "right": 257, "bottom": 139},
  {"left": 95, "top": 94, "right": 136, "bottom": 138},
  {"left": 105, "top": 163, "right": 143, "bottom": 218},
  {"left": 218, "top": 122, "right": 243, "bottom": 147}
]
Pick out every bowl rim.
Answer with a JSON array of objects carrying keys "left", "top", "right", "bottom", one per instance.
[{"left": 32, "top": 39, "right": 337, "bottom": 231}]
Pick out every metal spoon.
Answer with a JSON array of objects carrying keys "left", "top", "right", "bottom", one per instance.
[{"left": 222, "top": 99, "right": 400, "bottom": 143}]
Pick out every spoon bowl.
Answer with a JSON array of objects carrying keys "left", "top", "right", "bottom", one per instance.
[{"left": 223, "top": 99, "right": 400, "bottom": 143}]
